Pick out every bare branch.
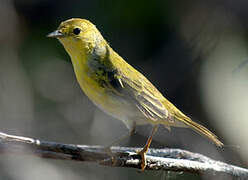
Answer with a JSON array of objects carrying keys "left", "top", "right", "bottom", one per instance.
[{"left": 0, "top": 131, "right": 247, "bottom": 179}]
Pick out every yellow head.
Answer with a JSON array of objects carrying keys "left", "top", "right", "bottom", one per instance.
[{"left": 47, "top": 18, "right": 106, "bottom": 58}]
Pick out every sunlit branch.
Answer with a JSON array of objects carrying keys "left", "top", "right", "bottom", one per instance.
[{"left": 0, "top": 131, "right": 247, "bottom": 179}]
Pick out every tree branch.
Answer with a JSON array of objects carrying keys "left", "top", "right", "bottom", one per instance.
[{"left": 0, "top": 132, "right": 247, "bottom": 179}]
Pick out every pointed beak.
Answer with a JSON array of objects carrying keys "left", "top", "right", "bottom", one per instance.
[{"left": 47, "top": 30, "right": 64, "bottom": 38}]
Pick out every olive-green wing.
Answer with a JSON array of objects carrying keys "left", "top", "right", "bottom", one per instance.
[
  {"left": 103, "top": 57, "right": 169, "bottom": 121},
  {"left": 98, "top": 46, "right": 169, "bottom": 121},
  {"left": 121, "top": 73, "right": 170, "bottom": 121}
]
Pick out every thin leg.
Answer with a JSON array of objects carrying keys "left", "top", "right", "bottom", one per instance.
[{"left": 137, "top": 125, "right": 159, "bottom": 171}]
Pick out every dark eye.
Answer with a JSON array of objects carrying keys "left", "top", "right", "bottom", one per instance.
[{"left": 73, "top": 28, "right": 81, "bottom": 35}]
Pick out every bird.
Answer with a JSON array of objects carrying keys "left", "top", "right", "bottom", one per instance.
[{"left": 47, "top": 18, "right": 223, "bottom": 171}]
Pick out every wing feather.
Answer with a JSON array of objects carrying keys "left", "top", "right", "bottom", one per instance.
[
  {"left": 99, "top": 47, "right": 169, "bottom": 121},
  {"left": 104, "top": 67, "right": 169, "bottom": 121}
]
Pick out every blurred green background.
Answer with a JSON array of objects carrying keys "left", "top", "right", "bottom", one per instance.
[{"left": 0, "top": 0, "right": 248, "bottom": 179}]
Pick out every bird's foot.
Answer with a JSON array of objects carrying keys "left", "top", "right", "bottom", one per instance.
[{"left": 136, "top": 148, "right": 148, "bottom": 171}]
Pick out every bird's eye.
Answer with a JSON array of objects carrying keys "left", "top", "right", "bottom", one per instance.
[{"left": 73, "top": 28, "right": 81, "bottom": 35}]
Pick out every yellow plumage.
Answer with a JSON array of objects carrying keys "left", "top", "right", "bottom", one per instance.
[{"left": 48, "top": 18, "right": 223, "bottom": 170}]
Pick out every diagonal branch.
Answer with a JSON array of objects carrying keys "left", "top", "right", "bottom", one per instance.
[{"left": 0, "top": 131, "right": 247, "bottom": 179}]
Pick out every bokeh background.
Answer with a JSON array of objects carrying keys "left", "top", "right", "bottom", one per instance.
[{"left": 0, "top": 0, "right": 248, "bottom": 179}]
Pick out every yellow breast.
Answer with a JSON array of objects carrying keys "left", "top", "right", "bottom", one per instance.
[
  {"left": 58, "top": 35, "right": 146, "bottom": 125},
  {"left": 70, "top": 54, "right": 132, "bottom": 121}
]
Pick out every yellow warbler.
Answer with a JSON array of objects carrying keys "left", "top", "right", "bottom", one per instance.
[{"left": 48, "top": 18, "right": 223, "bottom": 170}]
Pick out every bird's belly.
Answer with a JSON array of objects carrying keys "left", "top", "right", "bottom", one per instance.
[{"left": 78, "top": 75, "right": 146, "bottom": 125}]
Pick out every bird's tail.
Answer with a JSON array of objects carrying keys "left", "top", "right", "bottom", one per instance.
[{"left": 180, "top": 116, "right": 223, "bottom": 147}]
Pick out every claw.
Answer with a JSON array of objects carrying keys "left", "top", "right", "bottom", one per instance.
[
  {"left": 136, "top": 125, "right": 159, "bottom": 171},
  {"left": 137, "top": 149, "right": 147, "bottom": 171}
]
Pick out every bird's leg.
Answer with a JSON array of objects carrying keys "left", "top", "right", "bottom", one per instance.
[{"left": 137, "top": 125, "right": 159, "bottom": 171}]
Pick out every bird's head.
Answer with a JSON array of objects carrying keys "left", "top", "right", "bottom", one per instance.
[{"left": 48, "top": 18, "right": 105, "bottom": 57}]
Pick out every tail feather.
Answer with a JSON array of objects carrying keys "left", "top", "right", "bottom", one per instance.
[{"left": 180, "top": 116, "right": 223, "bottom": 147}]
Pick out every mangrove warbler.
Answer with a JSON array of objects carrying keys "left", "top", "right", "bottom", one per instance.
[{"left": 48, "top": 18, "right": 223, "bottom": 170}]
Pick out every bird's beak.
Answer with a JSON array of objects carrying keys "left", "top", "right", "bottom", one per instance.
[{"left": 47, "top": 30, "right": 64, "bottom": 38}]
